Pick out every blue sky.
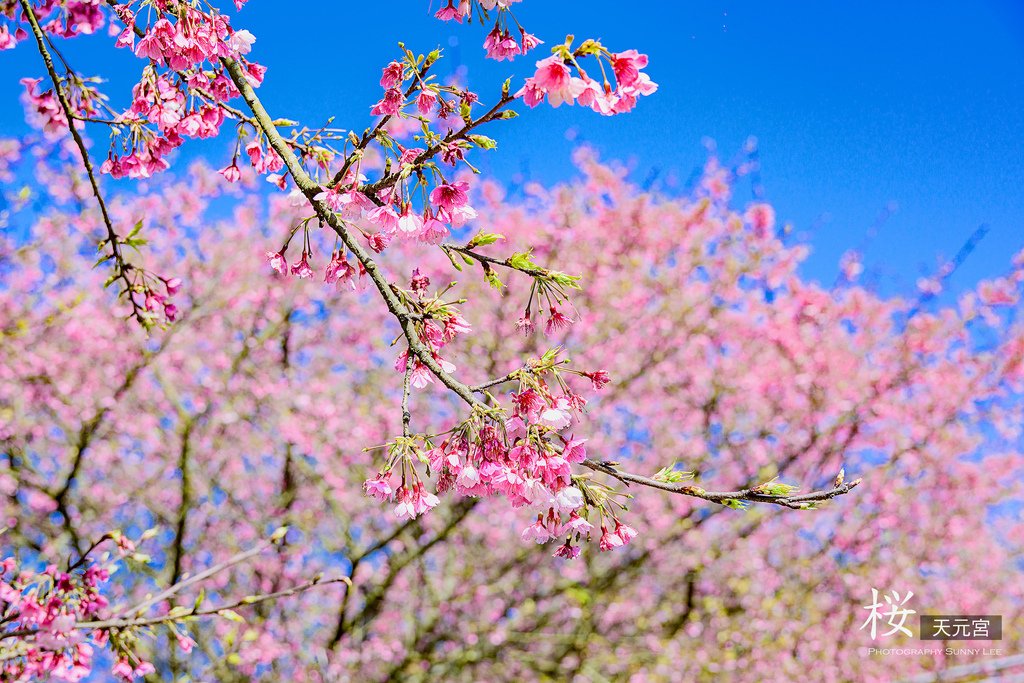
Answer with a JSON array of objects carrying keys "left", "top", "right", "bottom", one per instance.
[{"left": 2, "top": 1, "right": 1023, "bottom": 298}]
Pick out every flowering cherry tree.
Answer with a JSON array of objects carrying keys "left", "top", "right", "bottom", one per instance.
[
  {"left": 1, "top": 1, "right": 1022, "bottom": 681},
  {"left": 2, "top": 135, "right": 1022, "bottom": 680}
]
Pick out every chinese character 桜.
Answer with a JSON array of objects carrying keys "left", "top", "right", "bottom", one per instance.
[{"left": 860, "top": 588, "right": 916, "bottom": 639}]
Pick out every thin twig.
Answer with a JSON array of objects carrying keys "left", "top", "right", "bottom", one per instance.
[{"left": 581, "top": 459, "right": 861, "bottom": 510}]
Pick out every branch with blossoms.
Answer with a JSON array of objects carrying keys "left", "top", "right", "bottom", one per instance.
[
  {"left": 15, "top": 0, "right": 179, "bottom": 327},
  {"left": 217, "top": 61, "right": 859, "bottom": 557},
  {"left": 3, "top": 0, "right": 860, "bottom": 563},
  {"left": 0, "top": 529, "right": 351, "bottom": 681}
]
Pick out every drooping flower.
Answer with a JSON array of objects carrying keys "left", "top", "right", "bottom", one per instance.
[
  {"left": 291, "top": 251, "right": 313, "bottom": 279},
  {"left": 521, "top": 516, "right": 552, "bottom": 544},
  {"left": 419, "top": 216, "right": 450, "bottom": 244},
  {"left": 218, "top": 161, "right": 241, "bottom": 183},
  {"left": 225, "top": 29, "right": 256, "bottom": 56},
  {"left": 483, "top": 26, "right": 521, "bottom": 61},
  {"left": 545, "top": 307, "right": 573, "bottom": 335},
  {"left": 539, "top": 398, "right": 573, "bottom": 430},
  {"left": 563, "top": 512, "right": 594, "bottom": 536},
  {"left": 370, "top": 88, "right": 404, "bottom": 117},
  {"left": 615, "top": 521, "right": 639, "bottom": 546},
  {"left": 520, "top": 31, "right": 542, "bottom": 53},
  {"left": 416, "top": 88, "right": 438, "bottom": 115},
  {"left": 562, "top": 438, "right": 587, "bottom": 464},
  {"left": 434, "top": 1, "right": 463, "bottom": 22},
  {"left": 363, "top": 475, "right": 394, "bottom": 502},
  {"left": 515, "top": 315, "right": 535, "bottom": 335},
  {"left": 266, "top": 250, "right": 287, "bottom": 275},
  {"left": 599, "top": 525, "right": 624, "bottom": 552},
  {"left": 456, "top": 464, "right": 480, "bottom": 488},
  {"left": 553, "top": 541, "right": 581, "bottom": 559},
  {"left": 367, "top": 204, "right": 399, "bottom": 232},
  {"left": 380, "top": 61, "right": 405, "bottom": 89},
  {"left": 397, "top": 205, "right": 425, "bottom": 234}
]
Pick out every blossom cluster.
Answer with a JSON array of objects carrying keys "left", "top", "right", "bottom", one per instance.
[
  {"left": 393, "top": 270, "right": 474, "bottom": 388},
  {"left": 9, "top": 0, "right": 654, "bottom": 194},
  {"left": 433, "top": 0, "right": 542, "bottom": 62},
  {"left": 521, "top": 43, "right": 658, "bottom": 114},
  {"left": 0, "top": 555, "right": 143, "bottom": 682},
  {"left": 100, "top": 0, "right": 261, "bottom": 178},
  {"left": 8, "top": 0, "right": 257, "bottom": 179},
  {"left": 365, "top": 346, "right": 625, "bottom": 558}
]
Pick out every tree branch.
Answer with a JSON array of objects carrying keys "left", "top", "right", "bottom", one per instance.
[
  {"left": 581, "top": 459, "right": 861, "bottom": 510},
  {"left": 18, "top": 0, "right": 143, "bottom": 322}
]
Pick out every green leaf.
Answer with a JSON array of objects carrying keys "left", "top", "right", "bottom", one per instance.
[
  {"left": 508, "top": 251, "right": 538, "bottom": 272},
  {"left": 466, "top": 231, "right": 504, "bottom": 249},
  {"left": 653, "top": 462, "right": 694, "bottom": 483},
  {"left": 218, "top": 609, "right": 246, "bottom": 623},
  {"left": 484, "top": 267, "right": 504, "bottom": 291},
  {"left": 468, "top": 134, "right": 497, "bottom": 150},
  {"left": 548, "top": 271, "right": 582, "bottom": 289}
]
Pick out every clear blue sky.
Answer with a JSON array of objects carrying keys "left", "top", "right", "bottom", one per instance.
[{"left": 2, "top": 1, "right": 1023, "bottom": 297}]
